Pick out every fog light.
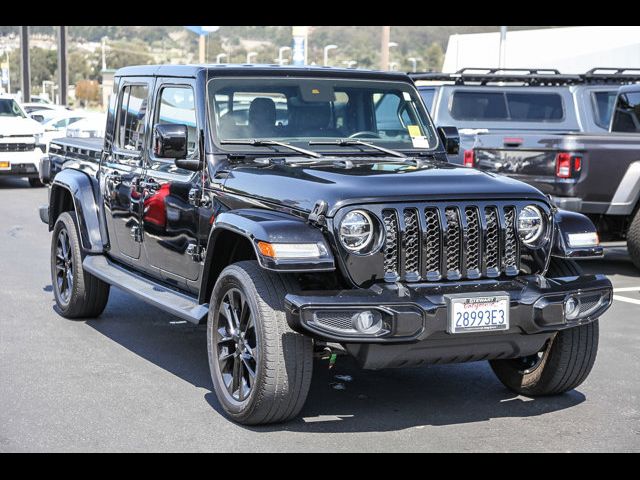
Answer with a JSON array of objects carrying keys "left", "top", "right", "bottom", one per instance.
[
  {"left": 352, "top": 310, "right": 383, "bottom": 334},
  {"left": 565, "top": 296, "right": 580, "bottom": 320}
]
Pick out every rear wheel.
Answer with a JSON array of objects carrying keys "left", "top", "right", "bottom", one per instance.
[
  {"left": 207, "top": 261, "right": 313, "bottom": 425},
  {"left": 51, "top": 212, "right": 110, "bottom": 318},
  {"left": 627, "top": 207, "right": 640, "bottom": 270},
  {"left": 29, "top": 177, "right": 44, "bottom": 188},
  {"left": 489, "top": 258, "right": 599, "bottom": 395}
]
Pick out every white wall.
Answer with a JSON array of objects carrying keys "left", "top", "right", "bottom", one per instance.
[{"left": 443, "top": 26, "right": 640, "bottom": 74}]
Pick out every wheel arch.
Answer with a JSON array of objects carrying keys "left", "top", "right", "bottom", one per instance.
[
  {"left": 198, "top": 209, "right": 335, "bottom": 304},
  {"left": 48, "top": 168, "right": 105, "bottom": 254}
]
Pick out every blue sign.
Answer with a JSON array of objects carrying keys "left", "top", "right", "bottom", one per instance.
[{"left": 184, "top": 26, "right": 219, "bottom": 36}]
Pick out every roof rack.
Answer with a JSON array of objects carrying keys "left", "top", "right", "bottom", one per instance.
[{"left": 410, "top": 67, "right": 640, "bottom": 86}]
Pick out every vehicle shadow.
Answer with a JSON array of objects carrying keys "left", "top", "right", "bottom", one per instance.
[
  {"left": 0, "top": 178, "right": 31, "bottom": 189},
  {"left": 83, "top": 289, "right": 586, "bottom": 434}
]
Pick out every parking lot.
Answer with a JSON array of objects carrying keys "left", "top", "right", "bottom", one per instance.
[{"left": 1, "top": 176, "right": 639, "bottom": 452}]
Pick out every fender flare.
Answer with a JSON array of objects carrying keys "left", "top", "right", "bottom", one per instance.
[
  {"left": 198, "top": 209, "right": 335, "bottom": 303},
  {"left": 552, "top": 208, "right": 603, "bottom": 258},
  {"left": 49, "top": 168, "right": 105, "bottom": 253}
]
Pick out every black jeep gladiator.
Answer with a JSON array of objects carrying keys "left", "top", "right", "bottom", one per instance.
[{"left": 39, "top": 65, "right": 612, "bottom": 425}]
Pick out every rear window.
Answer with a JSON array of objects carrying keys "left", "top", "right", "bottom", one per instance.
[
  {"left": 450, "top": 91, "right": 564, "bottom": 122},
  {"left": 592, "top": 91, "right": 617, "bottom": 129}
]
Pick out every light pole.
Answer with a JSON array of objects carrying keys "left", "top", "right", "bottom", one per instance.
[
  {"left": 216, "top": 53, "right": 227, "bottom": 64},
  {"left": 342, "top": 60, "right": 357, "bottom": 69},
  {"left": 323, "top": 44, "right": 337, "bottom": 67},
  {"left": 101, "top": 36, "right": 107, "bottom": 71},
  {"left": 246, "top": 52, "right": 257, "bottom": 63},
  {"left": 278, "top": 46, "right": 291, "bottom": 66},
  {"left": 407, "top": 57, "right": 421, "bottom": 73},
  {"left": 499, "top": 26, "right": 507, "bottom": 68}
]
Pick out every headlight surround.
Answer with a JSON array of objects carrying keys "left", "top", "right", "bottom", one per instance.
[
  {"left": 518, "top": 205, "right": 546, "bottom": 246},
  {"left": 339, "top": 210, "right": 374, "bottom": 253}
]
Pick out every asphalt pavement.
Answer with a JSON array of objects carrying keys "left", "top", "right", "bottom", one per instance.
[{"left": 1, "top": 176, "right": 638, "bottom": 452}]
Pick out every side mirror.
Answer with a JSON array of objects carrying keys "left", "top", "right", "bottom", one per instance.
[
  {"left": 437, "top": 126, "right": 460, "bottom": 155},
  {"left": 153, "top": 123, "right": 188, "bottom": 160}
]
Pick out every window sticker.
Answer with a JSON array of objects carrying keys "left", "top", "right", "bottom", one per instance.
[{"left": 407, "top": 124, "right": 429, "bottom": 148}]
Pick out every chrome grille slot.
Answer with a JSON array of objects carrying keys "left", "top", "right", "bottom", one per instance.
[
  {"left": 465, "top": 207, "right": 481, "bottom": 276},
  {"left": 403, "top": 209, "right": 420, "bottom": 281},
  {"left": 423, "top": 208, "right": 442, "bottom": 280},
  {"left": 503, "top": 206, "right": 519, "bottom": 275},
  {"left": 382, "top": 209, "right": 399, "bottom": 281},
  {"left": 444, "top": 207, "right": 462, "bottom": 278},
  {"left": 484, "top": 207, "right": 500, "bottom": 276}
]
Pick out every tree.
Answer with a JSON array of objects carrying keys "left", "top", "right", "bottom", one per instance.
[{"left": 75, "top": 79, "right": 100, "bottom": 106}]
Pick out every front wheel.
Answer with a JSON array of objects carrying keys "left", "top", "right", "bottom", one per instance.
[
  {"left": 207, "top": 261, "right": 313, "bottom": 425},
  {"left": 51, "top": 212, "right": 110, "bottom": 318},
  {"left": 489, "top": 258, "right": 599, "bottom": 395},
  {"left": 627, "top": 206, "right": 640, "bottom": 270}
]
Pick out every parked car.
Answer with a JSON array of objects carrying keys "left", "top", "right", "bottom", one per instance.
[
  {"left": 22, "top": 102, "right": 71, "bottom": 117},
  {"left": 411, "top": 68, "right": 640, "bottom": 165},
  {"left": 0, "top": 94, "right": 46, "bottom": 187},
  {"left": 467, "top": 83, "right": 640, "bottom": 270},
  {"left": 39, "top": 111, "right": 90, "bottom": 151},
  {"left": 65, "top": 113, "right": 106, "bottom": 138},
  {"left": 39, "top": 65, "right": 611, "bottom": 425}
]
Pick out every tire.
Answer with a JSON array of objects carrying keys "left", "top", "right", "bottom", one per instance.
[
  {"left": 207, "top": 260, "right": 313, "bottom": 425},
  {"left": 29, "top": 177, "right": 44, "bottom": 188},
  {"left": 489, "top": 257, "right": 599, "bottom": 396},
  {"left": 627, "top": 207, "right": 640, "bottom": 270},
  {"left": 51, "top": 212, "right": 110, "bottom": 318}
]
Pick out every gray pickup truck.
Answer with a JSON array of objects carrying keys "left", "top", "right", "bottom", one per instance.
[
  {"left": 412, "top": 68, "right": 640, "bottom": 269},
  {"left": 411, "top": 68, "right": 639, "bottom": 164}
]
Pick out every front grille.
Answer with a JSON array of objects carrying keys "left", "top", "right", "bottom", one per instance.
[
  {"left": 0, "top": 143, "right": 35, "bottom": 152},
  {"left": 380, "top": 203, "right": 523, "bottom": 282}
]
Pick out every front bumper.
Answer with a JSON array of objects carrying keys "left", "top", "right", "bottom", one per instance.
[
  {"left": 285, "top": 274, "right": 612, "bottom": 369},
  {"left": 0, "top": 150, "right": 43, "bottom": 178}
]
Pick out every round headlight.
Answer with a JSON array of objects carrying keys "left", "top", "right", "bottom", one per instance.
[
  {"left": 518, "top": 205, "right": 546, "bottom": 245},
  {"left": 339, "top": 210, "right": 374, "bottom": 252}
]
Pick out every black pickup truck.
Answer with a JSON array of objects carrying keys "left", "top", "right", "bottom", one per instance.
[{"left": 39, "top": 65, "right": 611, "bottom": 425}]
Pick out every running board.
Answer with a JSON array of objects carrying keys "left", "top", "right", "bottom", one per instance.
[{"left": 83, "top": 255, "right": 209, "bottom": 324}]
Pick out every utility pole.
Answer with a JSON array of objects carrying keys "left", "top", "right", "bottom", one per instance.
[
  {"left": 199, "top": 34, "right": 206, "bottom": 63},
  {"left": 380, "top": 26, "right": 390, "bottom": 71},
  {"left": 499, "top": 26, "right": 507, "bottom": 68},
  {"left": 20, "top": 26, "right": 30, "bottom": 103},
  {"left": 58, "top": 26, "right": 68, "bottom": 106}
]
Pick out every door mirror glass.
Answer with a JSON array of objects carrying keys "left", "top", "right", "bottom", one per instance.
[
  {"left": 153, "top": 123, "right": 188, "bottom": 159},
  {"left": 437, "top": 126, "right": 460, "bottom": 155}
]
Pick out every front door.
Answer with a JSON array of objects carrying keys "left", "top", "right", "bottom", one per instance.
[
  {"left": 141, "top": 82, "right": 202, "bottom": 286},
  {"left": 102, "top": 80, "right": 152, "bottom": 266}
]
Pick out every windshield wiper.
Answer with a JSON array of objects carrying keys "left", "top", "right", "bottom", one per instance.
[
  {"left": 309, "top": 139, "right": 407, "bottom": 158},
  {"left": 220, "top": 139, "right": 323, "bottom": 159}
]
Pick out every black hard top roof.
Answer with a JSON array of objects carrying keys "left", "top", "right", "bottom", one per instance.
[{"left": 115, "top": 64, "right": 411, "bottom": 82}]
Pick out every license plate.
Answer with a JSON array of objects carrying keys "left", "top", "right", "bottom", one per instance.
[{"left": 445, "top": 293, "right": 510, "bottom": 334}]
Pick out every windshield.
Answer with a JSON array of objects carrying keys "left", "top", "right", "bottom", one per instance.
[
  {"left": 207, "top": 77, "right": 438, "bottom": 154},
  {"left": 0, "top": 99, "right": 26, "bottom": 118}
]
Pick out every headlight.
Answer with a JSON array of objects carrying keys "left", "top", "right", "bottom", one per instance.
[
  {"left": 518, "top": 205, "right": 546, "bottom": 245},
  {"left": 339, "top": 210, "right": 374, "bottom": 252}
]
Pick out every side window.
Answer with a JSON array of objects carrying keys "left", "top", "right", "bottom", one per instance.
[
  {"left": 419, "top": 88, "right": 435, "bottom": 112},
  {"left": 117, "top": 84, "right": 149, "bottom": 151},
  {"left": 156, "top": 86, "right": 198, "bottom": 156},
  {"left": 450, "top": 91, "right": 508, "bottom": 120},
  {"left": 593, "top": 91, "right": 618, "bottom": 129},
  {"left": 374, "top": 92, "right": 403, "bottom": 130},
  {"left": 611, "top": 92, "right": 640, "bottom": 133}
]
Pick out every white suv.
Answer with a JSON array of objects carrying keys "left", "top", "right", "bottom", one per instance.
[{"left": 0, "top": 95, "right": 46, "bottom": 187}]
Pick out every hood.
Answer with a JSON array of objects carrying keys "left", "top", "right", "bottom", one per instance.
[
  {"left": 222, "top": 157, "right": 548, "bottom": 215},
  {"left": 0, "top": 116, "right": 45, "bottom": 136}
]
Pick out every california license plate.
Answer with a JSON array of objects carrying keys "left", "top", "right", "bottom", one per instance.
[{"left": 445, "top": 293, "right": 510, "bottom": 334}]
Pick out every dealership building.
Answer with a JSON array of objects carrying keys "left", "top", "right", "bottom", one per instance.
[{"left": 443, "top": 26, "right": 640, "bottom": 74}]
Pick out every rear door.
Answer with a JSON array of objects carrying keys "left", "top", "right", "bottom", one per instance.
[
  {"left": 102, "top": 79, "right": 153, "bottom": 266},
  {"left": 141, "top": 79, "right": 202, "bottom": 288}
]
